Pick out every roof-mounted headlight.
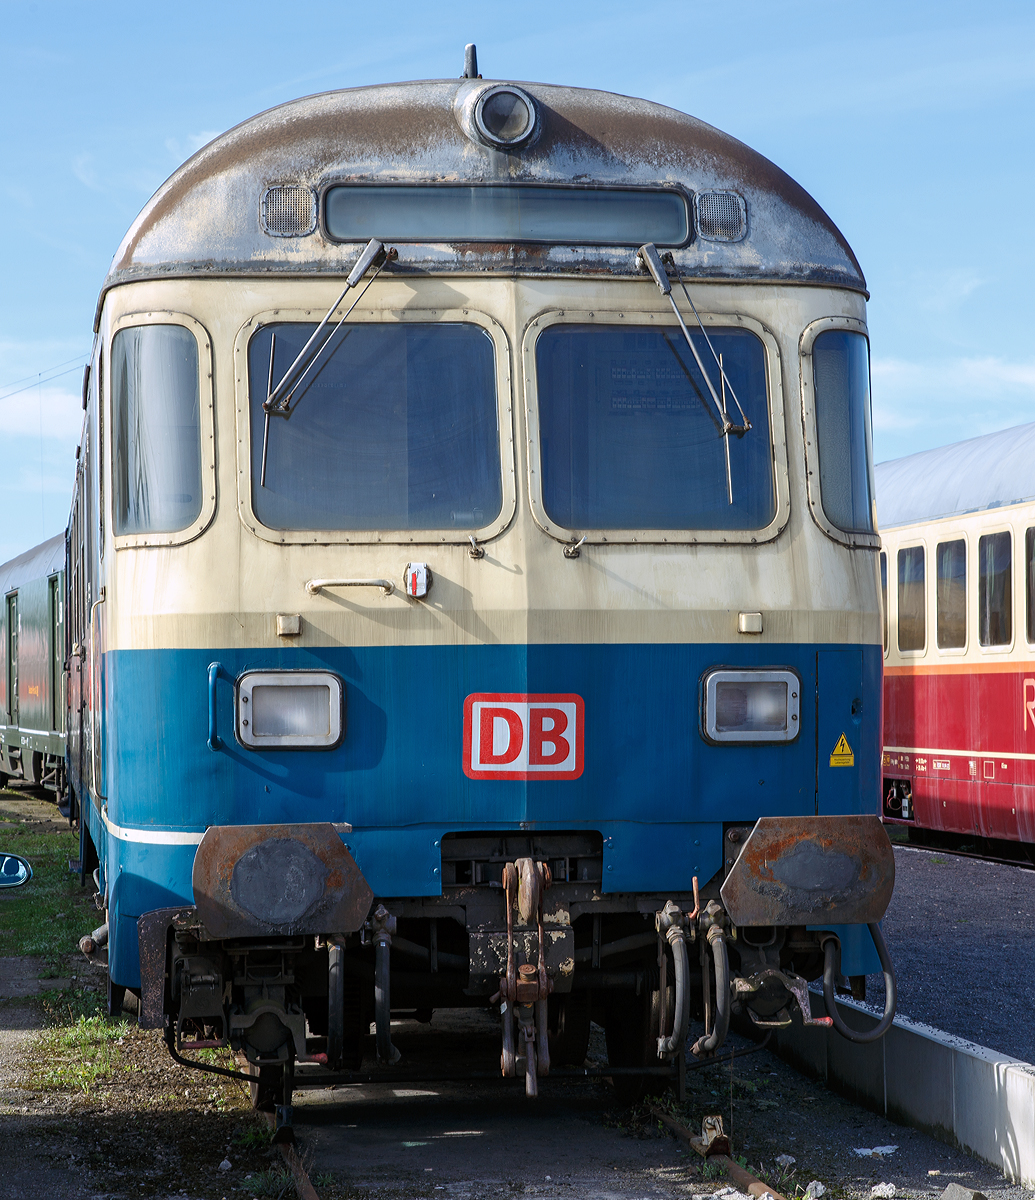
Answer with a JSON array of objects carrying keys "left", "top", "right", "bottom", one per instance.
[
  {"left": 236, "top": 671, "right": 344, "bottom": 749},
  {"left": 455, "top": 82, "right": 538, "bottom": 150},
  {"left": 701, "top": 669, "right": 800, "bottom": 744}
]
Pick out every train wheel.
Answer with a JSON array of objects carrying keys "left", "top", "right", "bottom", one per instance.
[
  {"left": 247, "top": 1063, "right": 284, "bottom": 1112},
  {"left": 547, "top": 992, "right": 591, "bottom": 1066},
  {"left": 603, "top": 985, "right": 669, "bottom": 1105}
]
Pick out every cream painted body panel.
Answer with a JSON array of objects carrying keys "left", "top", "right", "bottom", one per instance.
[{"left": 96, "top": 275, "right": 876, "bottom": 653}]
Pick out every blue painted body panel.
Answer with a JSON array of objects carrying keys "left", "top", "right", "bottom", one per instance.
[{"left": 93, "top": 640, "right": 882, "bottom": 986}]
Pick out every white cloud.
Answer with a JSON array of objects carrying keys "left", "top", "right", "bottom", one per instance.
[
  {"left": 871, "top": 354, "right": 1035, "bottom": 461},
  {"left": 912, "top": 270, "right": 987, "bottom": 315},
  {"left": 0, "top": 383, "right": 84, "bottom": 440},
  {"left": 164, "top": 130, "right": 222, "bottom": 164},
  {"left": 0, "top": 432, "right": 78, "bottom": 563},
  {"left": 72, "top": 152, "right": 100, "bottom": 191}
]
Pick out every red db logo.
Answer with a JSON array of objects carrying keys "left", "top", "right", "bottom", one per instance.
[{"left": 463, "top": 693, "right": 584, "bottom": 780}]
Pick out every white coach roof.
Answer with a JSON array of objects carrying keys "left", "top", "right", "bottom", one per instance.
[{"left": 875, "top": 420, "right": 1035, "bottom": 530}]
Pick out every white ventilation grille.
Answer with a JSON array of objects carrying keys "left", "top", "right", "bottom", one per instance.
[
  {"left": 695, "top": 191, "right": 747, "bottom": 242},
  {"left": 261, "top": 186, "right": 317, "bottom": 237}
]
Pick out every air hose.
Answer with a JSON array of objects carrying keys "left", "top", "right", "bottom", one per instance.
[
  {"left": 656, "top": 912, "right": 691, "bottom": 1057},
  {"left": 691, "top": 925, "right": 730, "bottom": 1057},
  {"left": 822, "top": 924, "right": 897, "bottom": 1044}
]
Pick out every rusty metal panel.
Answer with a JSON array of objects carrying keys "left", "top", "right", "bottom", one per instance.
[
  {"left": 192, "top": 823, "right": 373, "bottom": 939},
  {"left": 719, "top": 815, "right": 894, "bottom": 928},
  {"left": 97, "top": 79, "right": 865, "bottom": 332},
  {"left": 468, "top": 927, "right": 574, "bottom": 994},
  {"left": 137, "top": 906, "right": 198, "bottom": 1029}
]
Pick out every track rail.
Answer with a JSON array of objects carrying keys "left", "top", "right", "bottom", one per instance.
[
  {"left": 895, "top": 839, "right": 1035, "bottom": 871},
  {"left": 651, "top": 1107, "right": 789, "bottom": 1200},
  {"left": 262, "top": 1112, "right": 320, "bottom": 1200}
]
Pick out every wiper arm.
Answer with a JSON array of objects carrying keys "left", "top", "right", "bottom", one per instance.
[
  {"left": 637, "top": 242, "right": 751, "bottom": 504},
  {"left": 259, "top": 237, "right": 397, "bottom": 487}
]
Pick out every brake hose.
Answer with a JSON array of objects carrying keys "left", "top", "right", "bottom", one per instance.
[
  {"left": 822, "top": 924, "right": 897, "bottom": 1044},
  {"left": 691, "top": 926, "right": 730, "bottom": 1057},
  {"left": 657, "top": 920, "right": 691, "bottom": 1057}
]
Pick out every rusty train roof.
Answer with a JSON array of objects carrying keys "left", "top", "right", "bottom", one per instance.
[{"left": 99, "top": 78, "right": 865, "bottom": 325}]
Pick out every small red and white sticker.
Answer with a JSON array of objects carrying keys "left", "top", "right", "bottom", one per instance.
[{"left": 463, "top": 693, "right": 584, "bottom": 780}]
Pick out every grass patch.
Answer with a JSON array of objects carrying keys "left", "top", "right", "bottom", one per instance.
[
  {"left": 39, "top": 983, "right": 107, "bottom": 1026},
  {"left": 0, "top": 791, "right": 95, "bottom": 964},
  {"left": 36, "top": 1010, "right": 128, "bottom": 1092},
  {"left": 247, "top": 1165, "right": 297, "bottom": 1197}
]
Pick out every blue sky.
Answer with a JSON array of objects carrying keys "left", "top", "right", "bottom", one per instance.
[{"left": 2, "top": 0, "right": 1033, "bottom": 561}]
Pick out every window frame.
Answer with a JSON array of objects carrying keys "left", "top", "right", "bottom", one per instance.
[
  {"left": 934, "top": 534, "right": 969, "bottom": 655},
  {"left": 977, "top": 526, "right": 1015, "bottom": 653},
  {"left": 799, "top": 316, "right": 880, "bottom": 550},
  {"left": 521, "top": 308, "right": 788, "bottom": 547},
  {"left": 319, "top": 180, "right": 695, "bottom": 249},
  {"left": 896, "top": 541, "right": 927, "bottom": 656},
  {"left": 109, "top": 311, "right": 217, "bottom": 550},
  {"left": 879, "top": 548, "right": 889, "bottom": 657},
  {"left": 233, "top": 306, "right": 516, "bottom": 546},
  {"left": 1026, "top": 525, "right": 1035, "bottom": 646}
]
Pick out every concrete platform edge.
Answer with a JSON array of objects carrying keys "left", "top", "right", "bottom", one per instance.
[{"left": 768, "top": 993, "right": 1035, "bottom": 1186}]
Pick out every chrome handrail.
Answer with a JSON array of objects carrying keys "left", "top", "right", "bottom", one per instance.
[
  {"left": 305, "top": 578, "right": 394, "bottom": 597},
  {"left": 88, "top": 587, "right": 106, "bottom": 800}
]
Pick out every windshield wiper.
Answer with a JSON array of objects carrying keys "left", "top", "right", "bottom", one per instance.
[
  {"left": 259, "top": 237, "right": 397, "bottom": 487},
  {"left": 637, "top": 242, "right": 750, "bottom": 504}
]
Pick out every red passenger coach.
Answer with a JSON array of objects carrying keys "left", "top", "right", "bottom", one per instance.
[{"left": 876, "top": 422, "right": 1035, "bottom": 852}]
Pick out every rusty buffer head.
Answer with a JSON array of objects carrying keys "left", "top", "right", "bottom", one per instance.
[
  {"left": 719, "top": 814, "right": 895, "bottom": 928},
  {"left": 192, "top": 823, "right": 373, "bottom": 938}
]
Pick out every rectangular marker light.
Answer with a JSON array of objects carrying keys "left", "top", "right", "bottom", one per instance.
[
  {"left": 702, "top": 669, "right": 800, "bottom": 743},
  {"left": 236, "top": 671, "right": 344, "bottom": 749}
]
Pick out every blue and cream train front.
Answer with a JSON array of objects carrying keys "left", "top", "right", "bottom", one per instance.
[{"left": 67, "top": 71, "right": 895, "bottom": 1109}]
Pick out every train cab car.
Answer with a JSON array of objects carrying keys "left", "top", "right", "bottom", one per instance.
[
  {"left": 877, "top": 421, "right": 1035, "bottom": 851},
  {"left": 70, "top": 53, "right": 896, "bottom": 1129},
  {"left": 0, "top": 534, "right": 66, "bottom": 795}
]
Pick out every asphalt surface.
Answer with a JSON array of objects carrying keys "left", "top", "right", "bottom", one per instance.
[
  {"left": 295, "top": 1010, "right": 1027, "bottom": 1200},
  {"left": 880, "top": 843, "right": 1035, "bottom": 1062}
]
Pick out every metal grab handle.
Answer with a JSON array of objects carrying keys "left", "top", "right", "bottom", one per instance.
[
  {"left": 208, "top": 662, "right": 226, "bottom": 751},
  {"left": 305, "top": 578, "right": 394, "bottom": 597},
  {"left": 89, "top": 588, "right": 106, "bottom": 800}
]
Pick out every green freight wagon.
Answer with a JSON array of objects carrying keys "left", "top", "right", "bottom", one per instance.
[{"left": 0, "top": 535, "right": 66, "bottom": 795}]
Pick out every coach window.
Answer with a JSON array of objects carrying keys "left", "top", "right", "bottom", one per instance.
[
  {"left": 534, "top": 324, "right": 774, "bottom": 530},
  {"left": 812, "top": 330, "right": 876, "bottom": 535},
  {"left": 1026, "top": 528, "right": 1035, "bottom": 643},
  {"left": 880, "top": 551, "right": 888, "bottom": 654},
  {"left": 897, "top": 545, "right": 925, "bottom": 652},
  {"left": 248, "top": 322, "right": 501, "bottom": 531},
  {"left": 112, "top": 325, "right": 202, "bottom": 535},
  {"left": 936, "top": 539, "right": 966, "bottom": 649},
  {"left": 978, "top": 531, "right": 1012, "bottom": 646}
]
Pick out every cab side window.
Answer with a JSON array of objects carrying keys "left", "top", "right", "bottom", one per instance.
[{"left": 112, "top": 324, "right": 202, "bottom": 536}]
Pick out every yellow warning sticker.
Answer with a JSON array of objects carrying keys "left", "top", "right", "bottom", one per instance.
[{"left": 830, "top": 733, "right": 855, "bottom": 767}]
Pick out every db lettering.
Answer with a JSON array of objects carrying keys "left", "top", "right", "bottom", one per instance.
[{"left": 463, "top": 694, "right": 584, "bottom": 780}]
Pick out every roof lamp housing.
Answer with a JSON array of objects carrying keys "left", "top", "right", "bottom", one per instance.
[{"left": 456, "top": 83, "right": 538, "bottom": 150}]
